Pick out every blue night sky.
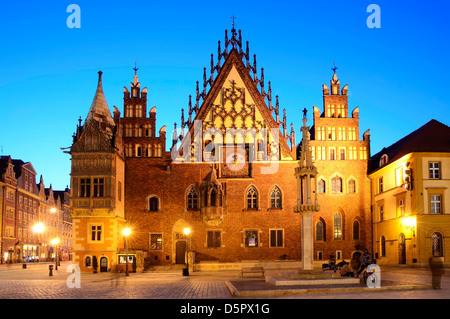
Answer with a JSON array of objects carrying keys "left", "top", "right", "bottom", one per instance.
[{"left": 0, "top": 1, "right": 448, "bottom": 190}]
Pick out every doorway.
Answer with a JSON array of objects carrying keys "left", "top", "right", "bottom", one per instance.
[
  {"left": 100, "top": 257, "right": 108, "bottom": 272},
  {"left": 176, "top": 241, "right": 187, "bottom": 264},
  {"left": 398, "top": 233, "right": 406, "bottom": 264}
]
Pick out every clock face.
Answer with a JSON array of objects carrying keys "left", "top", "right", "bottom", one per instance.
[
  {"left": 225, "top": 152, "right": 245, "bottom": 171},
  {"left": 220, "top": 146, "right": 250, "bottom": 178}
]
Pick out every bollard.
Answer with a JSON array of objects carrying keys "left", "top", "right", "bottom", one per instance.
[
  {"left": 49, "top": 265, "right": 53, "bottom": 276},
  {"left": 22, "top": 263, "right": 27, "bottom": 269}
]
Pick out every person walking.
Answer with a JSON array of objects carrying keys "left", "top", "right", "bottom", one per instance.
[{"left": 429, "top": 256, "right": 445, "bottom": 289}]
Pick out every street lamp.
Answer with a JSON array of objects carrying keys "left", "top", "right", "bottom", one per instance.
[
  {"left": 33, "top": 223, "right": 45, "bottom": 262},
  {"left": 123, "top": 228, "right": 131, "bottom": 276},
  {"left": 183, "top": 227, "right": 191, "bottom": 276},
  {"left": 50, "top": 238, "right": 60, "bottom": 270},
  {"left": 50, "top": 207, "right": 60, "bottom": 266}
]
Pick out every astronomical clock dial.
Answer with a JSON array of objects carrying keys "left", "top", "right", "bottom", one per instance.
[{"left": 220, "top": 146, "right": 250, "bottom": 178}]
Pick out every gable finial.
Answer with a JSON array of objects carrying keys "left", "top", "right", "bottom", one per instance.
[
  {"left": 133, "top": 62, "right": 139, "bottom": 75},
  {"left": 231, "top": 14, "right": 236, "bottom": 29},
  {"left": 331, "top": 62, "right": 338, "bottom": 74}
]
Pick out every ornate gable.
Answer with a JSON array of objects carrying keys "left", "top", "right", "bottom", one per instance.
[{"left": 173, "top": 28, "right": 296, "bottom": 162}]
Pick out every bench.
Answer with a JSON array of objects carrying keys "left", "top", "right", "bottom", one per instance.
[{"left": 241, "top": 267, "right": 265, "bottom": 277}]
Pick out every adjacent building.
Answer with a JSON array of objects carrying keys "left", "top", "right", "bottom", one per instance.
[
  {"left": 369, "top": 120, "right": 450, "bottom": 266},
  {"left": 0, "top": 155, "right": 72, "bottom": 263}
]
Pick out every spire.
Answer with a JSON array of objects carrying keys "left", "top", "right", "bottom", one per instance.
[{"left": 84, "top": 71, "right": 115, "bottom": 128}]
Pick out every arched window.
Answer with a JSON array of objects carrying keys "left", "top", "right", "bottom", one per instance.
[
  {"left": 148, "top": 196, "right": 159, "bottom": 212},
  {"left": 270, "top": 186, "right": 282, "bottom": 208},
  {"left": 186, "top": 187, "right": 198, "bottom": 210},
  {"left": 348, "top": 179, "right": 356, "bottom": 193},
  {"left": 85, "top": 256, "right": 92, "bottom": 267},
  {"left": 318, "top": 179, "right": 326, "bottom": 193},
  {"left": 333, "top": 212, "right": 342, "bottom": 240},
  {"left": 353, "top": 220, "right": 360, "bottom": 240},
  {"left": 432, "top": 232, "right": 443, "bottom": 257},
  {"left": 330, "top": 148, "right": 336, "bottom": 160},
  {"left": 210, "top": 189, "right": 217, "bottom": 207},
  {"left": 246, "top": 186, "right": 258, "bottom": 209},
  {"left": 331, "top": 176, "right": 342, "bottom": 193},
  {"left": 136, "top": 144, "right": 142, "bottom": 157},
  {"left": 316, "top": 220, "right": 325, "bottom": 241}
]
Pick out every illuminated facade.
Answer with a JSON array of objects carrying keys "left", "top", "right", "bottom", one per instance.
[
  {"left": 369, "top": 120, "right": 450, "bottom": 266},
  {"left": 69, "top": 27, "right": 374, "bottom": 271}
]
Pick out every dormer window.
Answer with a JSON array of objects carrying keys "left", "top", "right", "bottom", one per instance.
[{"left": 379, "top": 154, "right": 389, "bottom": 166}]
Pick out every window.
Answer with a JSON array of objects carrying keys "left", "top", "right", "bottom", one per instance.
[
  {"left": 149, "top": 197, "right": 159, "bottom": 212},
  {"left": 398, "top": 198, "right": 405, "bottom": 217},
  {"left": 348, "top": 127, "right": 356, "bottom": 141},
  {"left": 348, "top": 146, "right": 357, "bottom": 160},
  {"left": 329, "top": 148, "right": 336, "bottom": 160},
  {"left": 378, "top": 177, "right": 383, "bottom": 193},
  {"left": 136, "top": 144, "right": 142, "bottom": 157},
  {"left": 360, "top": 147, "right": 368, "bottom": 160},
  {"left": 395, "top": 167, "right": 404, "bottom": 186},
  {"left": 246, "top": 186, "right": 258, "bottom": 209},
  {"left": 432, "top": 232, "right": 443, "bottom": 257},
  {"left": 318, "top": 179, "right": 326, "bottom": 194},
  {"left": 93, "top": 178, "right": 104, "bottom": 197},
  {"left": 270, "top": 229, "right": 283, "bottom": 247},
  {"left": 339, "top": 148, "right": 346, "bottom": 160},
  {"left": 348, "top": 179, "right": 356, "bottom": 193},
  {"left": 207, "top": 231, "right": 221, "bottom": 248},
  {"left": 90, "top": 225, "right": 102, "bottom": 242},
  {"left": 125, "top": 144, "right": 133, "bottom": 157},
  {"left": 379, "top": 205, "right": 384, "bottom": 222},
  {"left": 80, "top": 178, "right": 91, "bottom": 197},
  {"left": 429, "top": 162, "right": 440, "bottom": 179},
  {"left": 150, "top": 233, "right": 163, "bottom": 250},
  {"left": 270, "top": 186, "right": 282, "bottom": 208},
  {"left": 333, "top": 212, "right": 342, "bottom": 240},
  {"left": 353, "top": 220, "right": 360, "bottom": 240},
  {"left": 379, "top": 154, "right": 389, "bottom": 166},
  {"left": 331, "top": 176, "right": 342, "bottom": 193},
  {"left": 187, "top": 187, "right": 199, "bottom": 210},
  {"left": 317, "top": 147, "right": 326, "bottom": 160},
  {"left": 146, "top": 144, "right": 152, "bottom": 157},
  {"left": 316, "top": 220, "right": 325, "bottom": 241},
  {"left": 85, "top": 256, "right": 92, "bottom": 267},
  {"left": 210, "top": 189, "right": 217, "bottom": 207},
  {"left": 245, "top": 230, "right": 259, "bottom": 247},
  {"left": 430, "top": 195, "right": 442, "bottom": 214}
]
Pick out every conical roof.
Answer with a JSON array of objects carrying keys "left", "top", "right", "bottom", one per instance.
[{"left": 84, "top": 71, "right": 115, "bottom": 128}]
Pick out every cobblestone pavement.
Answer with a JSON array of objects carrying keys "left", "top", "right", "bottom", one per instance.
[{"left": 0, "top": 262, "right": 448, "bottom": 300}]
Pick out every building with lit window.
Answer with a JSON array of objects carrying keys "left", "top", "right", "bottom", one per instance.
[
  {"left": 369, "top": 119, "right": 450, "bottom": 266},
  {"left": 68, "top": 26, "right": 374, "bottom": 272}
]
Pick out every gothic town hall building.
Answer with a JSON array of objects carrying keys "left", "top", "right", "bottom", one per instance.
[{"left": 68, "top": 27, "right": 372, "bottom": 272}]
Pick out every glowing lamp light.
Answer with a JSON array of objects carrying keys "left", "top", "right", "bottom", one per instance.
[
  {"left": 123, "top": 228, "right": 131, "bottom": 237},
  {"left": 183, "top": 228, "right": 191, "bottom": 235},
  {"left": 51, "top": 238, "right": 60, "bottom": 245},
  {"left": 33, "top": 223, "right": 45, "bottom": 233},
  {"left": 402, "top": 216, "right": 416, "bottom": 228},
  {"left": 50, "top": 208, "right": 57, "bottom": 213}
]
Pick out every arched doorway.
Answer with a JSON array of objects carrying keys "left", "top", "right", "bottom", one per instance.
[
  {"left": 172, "top": 219, "right": 190, "bottom": 264},
  {"left": 176, "top": 241, "right": 187, "bottom": 264},
  {"left": 398, "top": 233, "right": 406, "bottom": 264},
  {"left": 100, "top": 257, "right": 108, "bottom": 272}
]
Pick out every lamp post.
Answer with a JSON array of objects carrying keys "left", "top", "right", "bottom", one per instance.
[
  {"left": 183, "top": 227, "right": 191, "bottom": 276},
  {"left": 123, "top": 228, "right": 131, "bottom": 276},
  {"left": 51, "top": 238, "right": 59, "bottom": 270},
  {"left": 50, "top": 208, "right": 60, "bottom": 266},
  {"left": 33, "top": 223, "right": 45, "bottom": 262}
]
